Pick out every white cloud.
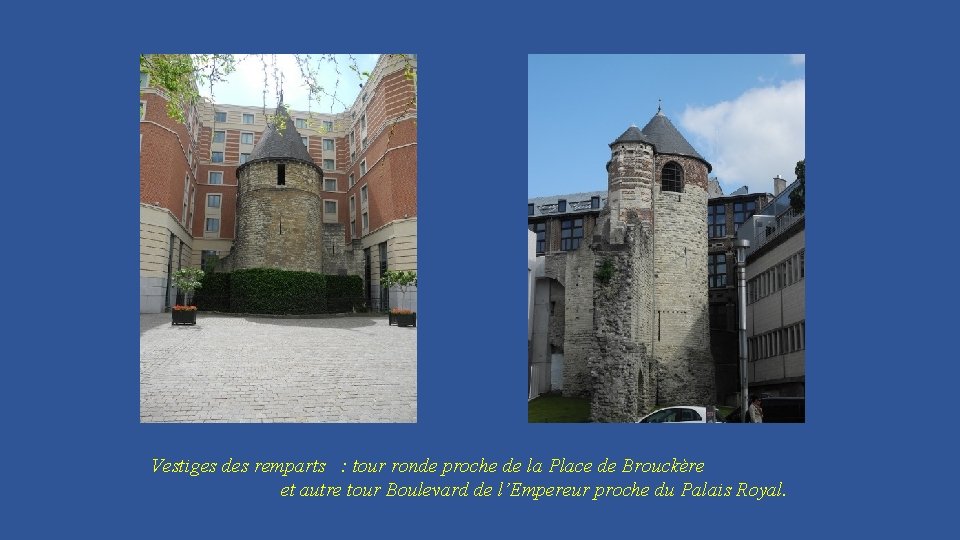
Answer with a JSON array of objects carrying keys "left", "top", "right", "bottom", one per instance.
[
  {"left": 198, "top": 54, "right": 380, "bottom": 113},
  {"left": 789, "top": 54, "right": 805, "bottom": 65},
  {"left": 680, "top": 79, "right": 805, "bottom": 195}
]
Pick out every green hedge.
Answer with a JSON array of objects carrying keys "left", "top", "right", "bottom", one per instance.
[
  {"left": 199, "top": 268, "right": 365, "bottom": 315},
  {"left": 194, "top": 273, "right": 231, "bottom": 312},
  {"left": 326, "top": 274, "right": 364, "bottom": 313}
]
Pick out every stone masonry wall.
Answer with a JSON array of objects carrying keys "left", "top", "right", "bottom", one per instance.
[
  {"left": 651, "top": 155, "right": 714, "bottom": 406},
  {"left": 234, "top": 161, "right": 324, "bottom": 272},
  {"left": 607, "top": 141, "right": 655, "bottom": 232},
  {"left": 561, "top": 247, "right": 596, "bottom": 398},
  {"left": 588, "top": 223, "right": 652, "bottom": 422}
]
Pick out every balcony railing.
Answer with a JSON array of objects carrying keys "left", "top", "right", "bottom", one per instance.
[{"left": 752, "top": 207, "right": 804, "bottom": 253}]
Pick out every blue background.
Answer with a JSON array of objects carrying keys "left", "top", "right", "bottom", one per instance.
[{"left": 3, "top": 1, "right": 956, "bottom": 537}]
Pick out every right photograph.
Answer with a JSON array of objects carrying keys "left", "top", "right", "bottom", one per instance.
[{"left": 527, "top": 54, "right": 805, "bottom": 423}]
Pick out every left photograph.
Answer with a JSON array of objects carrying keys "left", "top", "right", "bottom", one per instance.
[{"left": 139, "top": 54, "right": 418, "bottom": 423}]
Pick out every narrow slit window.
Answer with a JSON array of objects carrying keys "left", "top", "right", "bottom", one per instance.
[{"left": 277, "top": 164, "right": 286, "bottom": 185}]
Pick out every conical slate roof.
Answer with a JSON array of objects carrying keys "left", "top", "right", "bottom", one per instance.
[
  {"left": 641, "top": 111, "right": 712, "bottom": 172},
  {"left": 610, "top": 125, "right": 651, "bottom": 146},
  {"left": 237, "top": 103, "right": 321, "bottom": 175}
]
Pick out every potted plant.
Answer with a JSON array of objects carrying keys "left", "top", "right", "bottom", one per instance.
[
  {"left": 382, "top": 270, "right": 417, "bottom": 327},
  {"left": 171, "top": 267, "right": 205, "bottom": 325}
]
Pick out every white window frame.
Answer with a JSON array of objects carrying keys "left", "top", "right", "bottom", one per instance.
[
  {"left": 205, "top": 217, "right": 220, "bottom": 233},
  {"left": 140, "top": 72, "right": 150, "bottom": 88},
  {"left": 240, "top": 131, "right": 254, "bottom": 145},
  {"left": 324, "top": 178, "right": 337, "bottom": 192},
  {"left": 323, "top": 138, "right": 335, "bottom": 152},
  {"left": 214, "top": 111, "right": 227, "bottom": 123},
  {"left": 323, "top": 159, "right": 335, "bottom": 171},
  {"left": 324, "top": 199, "right": 338, "bottom": 215},
  {"left": 349, "top": 173, "right": 355, "bottom": 187},
  {"left": 207, "top": 194, "right": 222, "bottom": 208},
  {"left": 302, "top": 136, "right": 309, "bottom": 147},
  {"left": 211, "top": 151, "right": 224, "bottom": 163},
  {"left": 213, "top": 130, "right": 226, "bottom": 143},
  {"left": 208, "top": 171, "right": 224, "bottom": 185},
  {"left": 242, "top": 113, "right": 254, "bottom": 125},
  {"left": 295, "top": 118, "right": 307, "bottom": 129},
  {"left": 360, "top": 159, "right": 367, "bottom": 176},
  {"left": 349, "top": 195, "right": 356, "bottom": 216},
  {"left": 140, "top": 100, "right": 146, "bottom": 120},
  {"left": 362, "top": 211, "right": 369, "bottom": 234},
  {"left": 240, "top": 153, "right": 250, "bottom": 164},
  {"left": 322, "top": 120, "right": 333, "bottom": 132},
  {"left": 360, "top": 184, "right": 368, "bottom": 204}
]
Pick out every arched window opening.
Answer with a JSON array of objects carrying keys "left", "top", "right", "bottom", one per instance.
[{"left": 661, "top": 162, "right": 683, "bottom": 192}]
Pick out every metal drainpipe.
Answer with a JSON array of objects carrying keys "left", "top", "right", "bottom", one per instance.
[
  {"left": 734, "top": 238, "right": 750, "bottom": 422},
  {"left": 650, "top": 151, "right": 657, "bottom": 409}
]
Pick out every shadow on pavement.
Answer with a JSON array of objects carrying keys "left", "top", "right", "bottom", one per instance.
[{"left": 239, "top": 314, "right": 383, "bottom": 330}]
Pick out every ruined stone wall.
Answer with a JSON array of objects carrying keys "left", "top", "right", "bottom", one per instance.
[
  {"left": 651, "top": 155, "right": 714, "bottom": 406},
  {"left": 234, "top": 161, "right": 324, "bottom": 272},
  {"left": 321, "top": 223, "right": 361, "bottom": 275},
  {"left": 588, "top": 224, "right": 653, "bottom": 422},
  {"left": 560, "top": 247, "right": 596, "bottom": 398}
]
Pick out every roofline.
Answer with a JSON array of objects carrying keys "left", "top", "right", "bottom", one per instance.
[
  {"left": 236, "top": 156, "right": 324, "bottom": 178},
  {"left": 606, "top": 138, "right": 713, "bottom": 172}
]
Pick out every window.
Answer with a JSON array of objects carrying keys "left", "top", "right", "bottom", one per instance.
[
  {"left": 362, "top": 136, "right": 368, "bottom": 149},
  {"left": 528, "top": 203, "right": 534, "bottom": 216},
  {"left": 140, "top": 101, "right": 146, "bottom": 120},
  {"left": 323, "top": 159, "right": 335, "bottom": 170},
  {"left": 349, "top": 174, "right": 355, "bottom": 188},
  {"left": 240, "top": 153, "right": 250, "bottom": 164},
  {"left": 351, "top": 150, "right": 356, "bottom": 163},
  {"left": 360, "top": 159, "right": 367, "bottom": 176},
  {"left": 242, "top": 113, "right": 254, "bottom": 124},
  {"left": 709, "top": 254, "right": 727, "bottom": 288},
  {"left": 361, "top": 93, "right": 367, "bottom": 104},
  {"left": 360, "top": 114, "right": 366, "bottom": 131},
  {"left": 301, "top": 137, "right": 308, "bottom": 147},
  {"left": 213, "top": 130, "right": 225, "bottom": 143},
  {"left": 362, "top": 212, "right": 369, "bottom": 233},
  {"left": 661, "top": 162, "right": 684, "bottom": 192},
  {"left": 560, "top": 218, "right": 583, "bottom": 251},
  {"left": 214, "top": 111, "right": 227, "bottom": 123},
  {"left": 205, "top": 218, "right": 220, "bottom": 232},
  {"left": 277, "top": 164, "right": 285, "bottom": 185},
  {"left": 207, "top": 194, "right": 221, "bottom": 208},
  {"left": 240, "top": 132, "right": 254, "bottom": 145},
  {"left": 734, "top": 201, "right": 757, "bottom": 232},
  {"left": 530, "top": 222, "right": 546, "bottom": 254},
  {"left": 558, "top": 199, "right": 567, "bottom": 213},
  {"left": 349, "top": 132, "right": 355, "bottom": 146},
  {"left": 349, "top": 195, "right": 356, "bottom": 215},
  {"left": 323, "top": 139, "right": 334, "bottom": 151},
  {"left": 209, "top": 171, "right": 223, "bottom": 184},
  {"left": 322, "top": 120, "right": 333, "bottom": 132},
  {"left": 360, "top": 185, "right": 368, "bottom": 203},
  {"left": 211, "top": 151, "right": 224, "bottom": 163},
  {"left": 140, "top": 72, "right": 149, "bottom": 88},
  {"left": 324, "top": 178, "right": 337, "bottom": 191},
  {"left": 350, "top": 220, "right": 356, "bottom": 237},
  {"left": 591, "top": 196, "right": 601, "bottom": 209},
  {"left": 295, "top": 118, "right": 306, "bottom": 129},
  {"left": 708, "top": 204, "right": 726, "bottom": 238},
  {"left": 324, "top": 200, "right": 337, "bottom": 214}
]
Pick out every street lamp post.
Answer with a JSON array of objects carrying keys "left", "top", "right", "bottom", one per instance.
[{"left": 734, "top": 239, "right": 750, "bottom": 422}]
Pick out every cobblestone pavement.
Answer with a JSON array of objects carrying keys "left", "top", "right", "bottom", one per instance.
[{"left": 140, "top": 313, "right": 416, "bottom": 423}]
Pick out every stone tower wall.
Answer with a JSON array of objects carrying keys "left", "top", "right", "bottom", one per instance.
[
  {"left": 651, "top": 154, "right": 714, "bottom": 405},
  {"left": 234, "top": 161, "right": 324, "bottom": 272},
  {"left": 606, "top": 141, "right": 655, "bottom": 230}
]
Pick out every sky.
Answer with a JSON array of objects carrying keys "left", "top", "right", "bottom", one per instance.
[
  {"left": 528, "top": 54, "right": 805, "bottom": 197},
  {"left": 196, "top": 54, "right": 380, "bottom": 114}
]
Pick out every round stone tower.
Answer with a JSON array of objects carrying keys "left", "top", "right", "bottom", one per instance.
[
  {"left": 641, "top": 109, "right": 714, "bottom": 406},
  {"left": 233, "top": 102, "right": 325, "bottom": 272}
]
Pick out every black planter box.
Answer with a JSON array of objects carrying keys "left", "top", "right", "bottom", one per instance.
[
  {"left": 396, "top": 313, "right": 416, "bottom": 328},
  {"left": 388, "top": 312, "right": 397, "bottom": 325},
  {"left": 172, "top": 309, "right": 197, "bottom": 325}
]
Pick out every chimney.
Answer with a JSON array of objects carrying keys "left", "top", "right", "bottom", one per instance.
[{"left": 773, "top": 174, "right": 786, "bottom": 196}]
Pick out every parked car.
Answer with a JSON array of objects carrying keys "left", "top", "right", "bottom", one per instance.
[
  {"left": 637, "top": 406, "right": 720, "bottom": 423},
  {"left": 723, "top": 396, "right": 805, "bottom": 423}
]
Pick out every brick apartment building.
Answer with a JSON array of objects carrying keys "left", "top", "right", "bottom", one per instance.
[{"left": 140, "top": 54, "right": 417, "bottom": 313}]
